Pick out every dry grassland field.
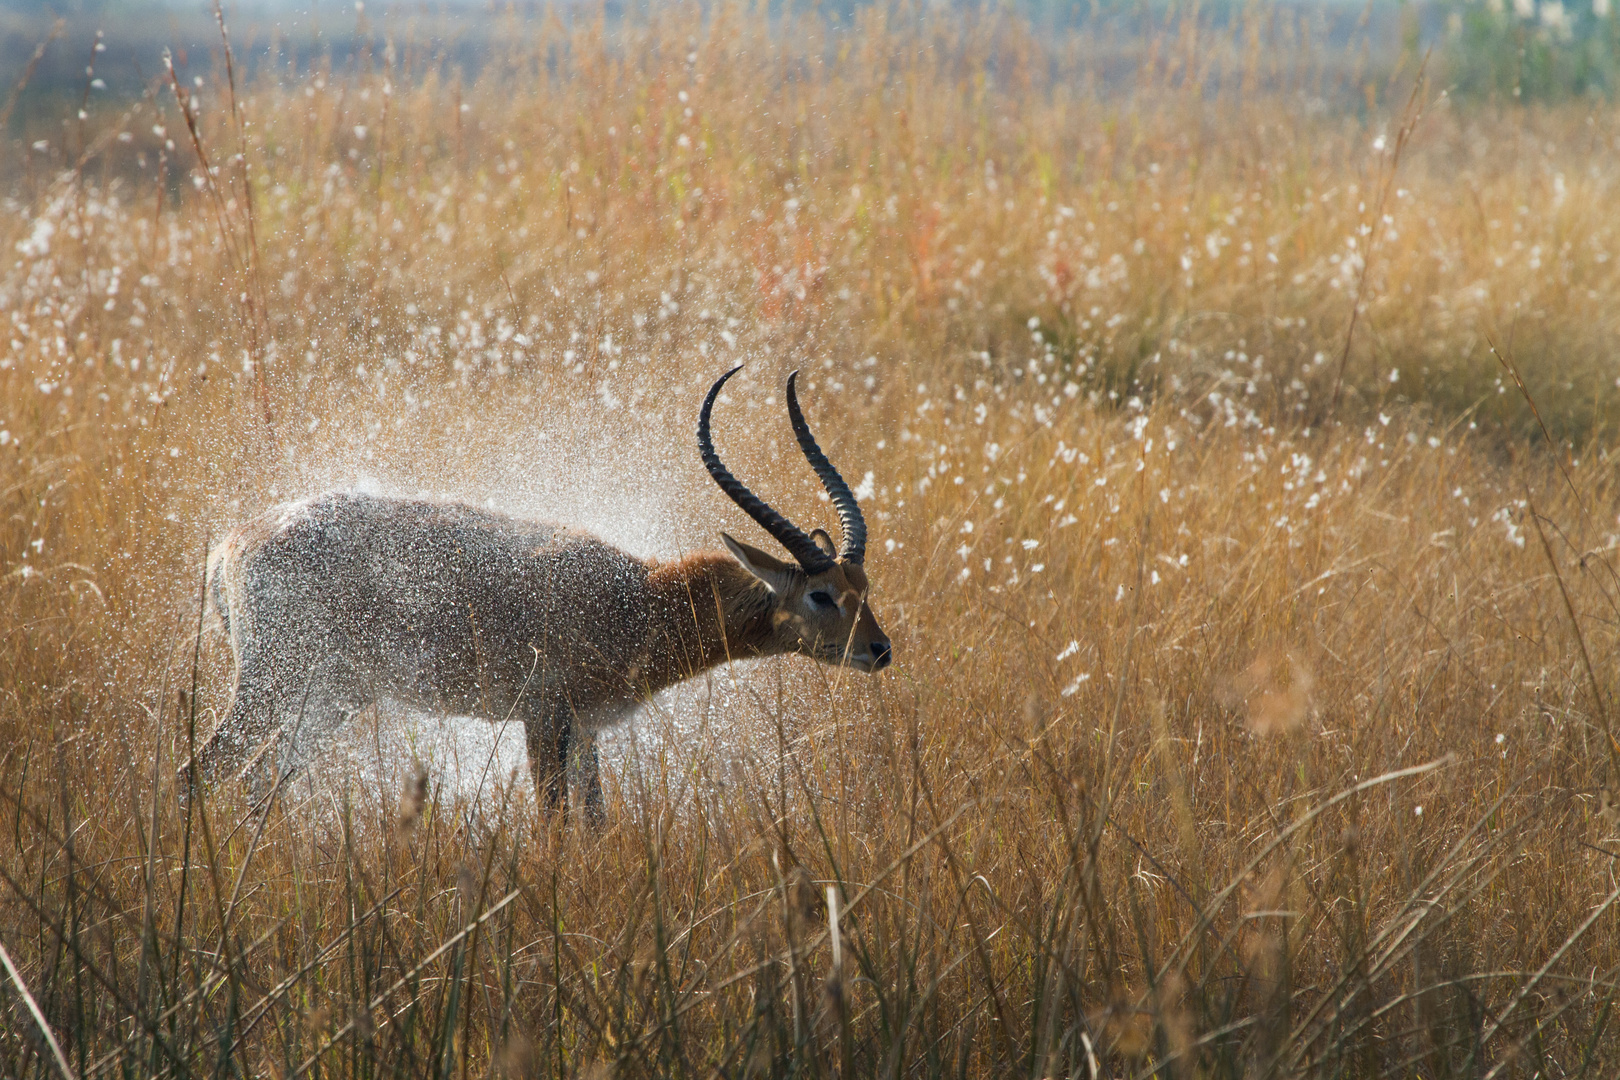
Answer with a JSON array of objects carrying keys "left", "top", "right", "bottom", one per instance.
[{"left": 4, "top": 1, "right": 1620, "bottom": 1076}]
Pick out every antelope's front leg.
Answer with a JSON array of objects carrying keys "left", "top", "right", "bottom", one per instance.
[
  {"left": 523, "top": 711, "right": 569, "bottom": 818},
  {"left": 573, "top": 731, "right": 605, "bottom": 829}
]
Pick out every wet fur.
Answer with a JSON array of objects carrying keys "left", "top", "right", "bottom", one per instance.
[{"left": 191, "top": 493, "right": 800, "bottom": 822}]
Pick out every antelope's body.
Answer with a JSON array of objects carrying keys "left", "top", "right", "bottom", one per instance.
[{"left": 190, "top": 369, "right": 891, "bottom": 822}]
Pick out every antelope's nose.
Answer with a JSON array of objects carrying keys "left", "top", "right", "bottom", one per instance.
[{"left": 870, "top": 640, "right": 893, "bottom": 671}]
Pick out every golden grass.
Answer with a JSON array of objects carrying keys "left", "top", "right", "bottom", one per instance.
[{"left": 2, "top": 3, "right": 1620, "bottom": 1075}]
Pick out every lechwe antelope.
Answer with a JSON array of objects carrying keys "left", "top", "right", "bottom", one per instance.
[{"left": 188, "top": 367, "right": 892, "bottom": 823}]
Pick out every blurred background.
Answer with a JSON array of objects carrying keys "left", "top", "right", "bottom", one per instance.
[
  {"left": 7, "top": 0, "right": 1620, "bottom": 109},
  {"left": 4, "top": 0, "right": 1620, "bottom": 1075}
]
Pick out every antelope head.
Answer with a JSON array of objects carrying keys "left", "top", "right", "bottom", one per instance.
[{"left": 699, "top": 366, "right": 893, "bottom": 674}]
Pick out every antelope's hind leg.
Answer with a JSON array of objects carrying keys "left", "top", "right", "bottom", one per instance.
[
  {"left": 185, "top": 662, "right": 278, "bottom": 793},
  {"left": 187, "top": 652, "right": 368, "bottom": 799}
]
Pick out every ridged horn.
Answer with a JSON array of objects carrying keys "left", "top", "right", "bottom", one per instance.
[
  {"left": 699, "top": 366, "right": 836, "bottom": 574},
  {"left": 786, "top": 370, "right": 866, "bottom": 564}
]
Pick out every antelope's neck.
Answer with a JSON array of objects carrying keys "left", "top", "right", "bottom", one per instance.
[{"left": 639, "top": 551, "right": 780, "bottom": 692}]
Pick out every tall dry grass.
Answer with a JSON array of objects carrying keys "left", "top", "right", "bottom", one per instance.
[{"left": 2, "top": 2, "right": 1620, "bottom": 1076}]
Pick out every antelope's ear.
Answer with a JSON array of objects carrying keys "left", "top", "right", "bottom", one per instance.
[
  {"left": 721, "top": 532, "right": 799, "bottom": 595},
  {"left": 809, "top": 528, "right": 837, "bottom": 559}
]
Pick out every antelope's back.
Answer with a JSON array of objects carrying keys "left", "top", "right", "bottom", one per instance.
[{"left": 211, "top": 493, "right": 652, "bottom": 714}]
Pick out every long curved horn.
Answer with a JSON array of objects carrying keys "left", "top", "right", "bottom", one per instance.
[
  {"left": 786, "top": 370, "right": 867, "bottom": 564},
  {"left": 699, "top": 366, "right": 835, "bottom": 574}
]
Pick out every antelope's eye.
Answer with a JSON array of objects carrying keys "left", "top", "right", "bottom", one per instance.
[{"left": 808, "top": 590, "right": 837, "bottom": 611}]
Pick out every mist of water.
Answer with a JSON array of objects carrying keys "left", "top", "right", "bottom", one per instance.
[{"left": 189, "top": 353, "right": 855, "bottom": 813}]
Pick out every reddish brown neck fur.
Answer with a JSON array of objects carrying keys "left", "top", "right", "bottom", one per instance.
[{"left": 640, "top": 551, "right": 781, "bottom": 692}]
